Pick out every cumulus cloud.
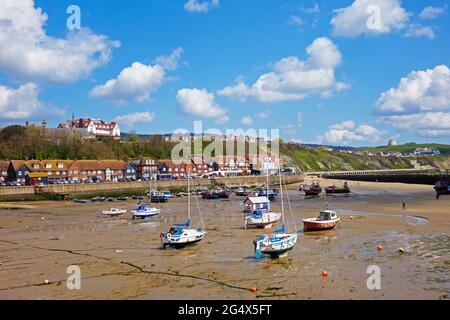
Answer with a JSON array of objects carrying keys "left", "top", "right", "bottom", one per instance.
[
  {"left": 218, "top": 37, "right": 348, "bottom": 103},
  {"left": 404, "top": 24, "right": 435, "bottom": 39},
  {"left": 419, "top": 6, "right": 446, "bottom": 19},
  {"left": 184, "top": 0, "right": 219, "bottom": 13},
  {"left": 241, "top": 116, "right": 253, "bottom": 126},
  {"left": 154, "top": 47, "right": 184, "bottom": 71},
  {"left": 0, "top": 83, "right": 65, "bottom": 121},
  {"left": 90, "top": 62, "right": 165, "bottom": 104},
  {"left": 376, "top": 65, "right": 450, "bottom": 137},
  {"left": 375, "top": 65, "right": 450, "bottom": 114},
  {"left": 289, "top": 15, "right": 305, "bottom": 26},
  {"left": 331, "top": 0, "right": 410, "bottom": 37},
  {"left": 113, "top": 111, "right": 156, "bottom": 129},
  {"left": 380, "top": 112, "right": 450, "bottom": 137},
  {"left": 0, "top": 0, "right": 119, "bottom": 83},
  {"left": 177, "top": 88, "right": 228, "bottom": 123},
  {"left": 321, "top": 121, "right": 382, "bottom": 144}
]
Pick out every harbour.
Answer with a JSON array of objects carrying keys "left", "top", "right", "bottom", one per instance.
[{"left": 0, "top": 179, "right": 448, "bottom": 299}]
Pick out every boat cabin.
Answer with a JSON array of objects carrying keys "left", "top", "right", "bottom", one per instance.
[
  {"left": 319, "top": 210, "right": 338, "bottom": 221},
  {"left": 243, "top": 196, "right": 270, "bottom": 211}
]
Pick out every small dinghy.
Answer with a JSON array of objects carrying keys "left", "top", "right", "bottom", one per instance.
[
  {"left": 131, "top": 204, "right": 161, "bottom": 219},
  {"left": 73, "top": 198, "right": 87, "bottom": 204},
  {"left": 102, "top": 208, "right": 127, "bottom": 216},
  {"left": 303, "top": 210, "right": 340, "bottom": 231},
  {"left": 161, "top": 171, "right": 206, "bottom": 249}
]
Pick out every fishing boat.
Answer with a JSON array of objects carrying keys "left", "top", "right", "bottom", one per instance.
[
  {"left": 161, "top": 172, "right": 206, "bottom": 249},
  {"left": 218, "top": 189, "right": 232, "bottom": 199},
  {"left": 253, "top": 168, "right": 297, "bottom": 259},
  {"left": 235, "top": 187, "right": 249, "bottom": 196},
  {"left": 91, "top": 196, "right": 106, "bottom": 202},
  {"left": 434, "top": 180, "right": 450, "bottom": 196},
  {"left": 101, "top": 208, "right": 127, "bottom": 216},
  {"left": 303, "top": 210, "right": 340, "bottom": 231},
  {"left": 131, "top": 204, "right": 161, "bottom": 219},
  {"left": 299, "top": 183, "right": 322, "bottom": 196},
  {"left": 161, "top": 191, "right": 174, "bottom": 200},
  {"left": 325, "top": 181, "right": 351, "bottom": 194},
  {"left": 73, "top": 198, "right": 88, "bottom": 204},
  {"left": 254, "top": 187, "right": 278, "bottom": 201},
  {"left": 201, "top": 190, "right": 219, "bottom": 199},
  {"left": 151, "top": 191, "right": 169, "bottom": 203}
]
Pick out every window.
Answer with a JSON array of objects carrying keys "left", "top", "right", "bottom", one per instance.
[
  {"left": 33, "top": 164, "right": 40, "bottom": 169},
  {"left": 57, "top": 163, "right": 64, "bottom": 168},
  {"left": 46, "top": 163, "right": 52, "bottom": 169}
]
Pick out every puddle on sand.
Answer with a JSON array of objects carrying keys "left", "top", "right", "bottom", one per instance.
[{"left": 335, "top": 209, "right": 429, "bottom": 226}]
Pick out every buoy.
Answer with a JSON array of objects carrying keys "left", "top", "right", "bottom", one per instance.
[
  {"left": 398, "top": 247, "right": 405, "bottom": 254},
  {"left": 377, "top": 245, "right": 383, "bottom": 251},
  {"left": 250, "top": 287, "right": 257, "bottom": 293},
  {"left": 43, "top": 279, "right": 50, "bottom": 285},
  {"left": 322, "top": 271, "right": 328, "bottom": 277}
]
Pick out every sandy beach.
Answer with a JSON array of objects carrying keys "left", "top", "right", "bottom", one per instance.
[{"left": 0, "top": 179, "right": 448, "bottom": 300}]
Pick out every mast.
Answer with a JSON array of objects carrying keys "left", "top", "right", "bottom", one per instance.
[
  {"left": 188, "top": 170, "right": 191, "bottom": 220},
  {"left": 278, "top": 161, "right": 285, "bottom": 226}
]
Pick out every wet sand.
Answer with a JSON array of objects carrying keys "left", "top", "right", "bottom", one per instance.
[{"left": 0, "top": 179, "right": 448, "bottom": 300}]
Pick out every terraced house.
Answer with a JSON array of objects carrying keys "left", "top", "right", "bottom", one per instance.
[{"left": 68, "top": 160, "right": 127, "bottom": 182}]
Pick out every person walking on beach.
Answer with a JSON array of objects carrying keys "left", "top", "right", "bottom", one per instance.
[{"left": 402, "top": 202, "right": 406, "bottom": 211}]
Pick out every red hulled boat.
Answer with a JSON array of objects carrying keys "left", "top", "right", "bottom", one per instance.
[
  {"left": 299, "top": 183, "right": 322, "bottom": 196},
  {"left": 303, "top": 210, "right": 340, "bottom": 231}
]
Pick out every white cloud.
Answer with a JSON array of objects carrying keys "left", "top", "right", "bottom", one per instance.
[
  {"left": 218, "top": 37, "right": 348, "bottom": 103},
  {"left": 380, "top": 112, "right": 450, "bottom": 137},
  {"left": 376, "top": 65, "right": 450, "bottom": 114},
  {"left": 241, "top": 116, "right": 253, "bottom": 126},
  {"left": 376, "top": 65, "right": 450, "bottom": 137},
  {"left": 419, "top": 6, "right": 446, "bottom": 19},
  {"left": 184, "top": 0, "right": 219, "bottom": 13},
  {"left": 0, "top": 83, "right": 65, "bottom": 121},
  {"left": 90, "top": 62, "right": 165, "bottom": 104},
  {"left": 114, "top": 111, "right": 156, "bottom": 129},
  {"left": 320, "top": 120, "right": 382, "bottom": 144},
  {"left": 177, "top": 88, "right": 228, "bottom": 123},
  {"left": 404, "top": 24, "right": 435, "bottom": 39},
  {"left": 154, "top": 47, "right": 184, "bottom": 71},
  {"left": 257, "top": 110, "right": 270, "bottom": 118},
  {"left": 0, "top": 0, "right": 119, "bottom": 83},
  {"left": 331, "top": 0, "right": 410, "bottom": 37},
  {"left": 289, "top": 15, "right": 305, "bottom": 26}
]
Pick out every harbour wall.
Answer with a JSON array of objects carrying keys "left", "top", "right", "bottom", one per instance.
[{"left": 0, "top": 175, "right": 303, "bottom": 199}]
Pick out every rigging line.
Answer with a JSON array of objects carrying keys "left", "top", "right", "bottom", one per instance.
[{"left": 282, "top": 173, "right": 297, "bottom": 232}]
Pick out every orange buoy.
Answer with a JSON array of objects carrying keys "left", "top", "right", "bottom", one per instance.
[
  {"left": 377, "top": 245, "right": 383, "bottom": 251},
  {"left": 250, "top": 287, "right": 257, "bottom": 293},
  {"left": 43, "top": 279, "right": 50, "bottom": 285},
  {"left": 322, "top": 271, "right": 328, "bottom": 277}
]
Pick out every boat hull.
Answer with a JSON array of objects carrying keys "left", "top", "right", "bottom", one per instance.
[
  {"left": 161, "top": 230, "right": 205, "bottom": 249},
  {"left": 254, "top": 233, "right": 297, "bottom": 259},
  {"left": 245, "top": 212, "right": 282, "bottom": 229},
  {"left": 325, "top": 188, "right": 351, "bottom": 194},
  {"left": 303, "top": 218, "right": 340, "bottom": 231}
]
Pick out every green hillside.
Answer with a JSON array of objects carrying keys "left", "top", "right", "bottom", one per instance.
[{"left": 357, "top": 143, "right": 450, "bottom": 155}]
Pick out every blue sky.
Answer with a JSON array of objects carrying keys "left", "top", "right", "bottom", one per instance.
[{"left": 0, "top": 0, "right": 449, "bottom": 146}]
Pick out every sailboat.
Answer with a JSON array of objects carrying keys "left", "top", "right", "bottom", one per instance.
[
  {"left": 160, "top": 171, "right": 206, "bottom": 249},
  {"left": 245, "top": 169, "right": 282, "bottom": 229},
  {"left": 253, "top": 166, "right": 297, "bottom": 259}
]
